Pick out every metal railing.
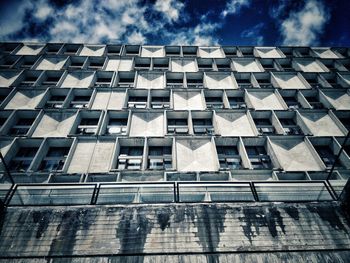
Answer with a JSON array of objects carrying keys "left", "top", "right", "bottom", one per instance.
[{"left": 3, "top": 179, "right": 342, "bottom": 206}]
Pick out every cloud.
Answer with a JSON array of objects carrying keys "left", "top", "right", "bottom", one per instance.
[
  {"left": 221, "top": 0, "right": 251, "bottom": 17},
  {"left": 0, "top": 0, "right": 223, "bottom": 45},
  {"left": 241, "top": 23, "right": 264, "bottom": 45},
  {"left": 279, "top": 0, "right": 330, "bottom": 45},
  {"left": 126, "top": 31, "right": 146, "bottom": 44},
  {"left": 33, "top": 0, "right": 53, "bottom": 21},
  {"left": 169, "top": 15, "right": 220, "bottom": 46},
  {"left": 154, "top": 0, "right": 185, "bottom": 23}
]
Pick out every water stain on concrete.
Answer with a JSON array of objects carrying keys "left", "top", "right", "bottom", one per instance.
[
  {"left": 32, "top": 210, "right": 51, "bottom": 239},
  {"left": 307, "top": 204, "right": 348, "bottom": 233},
  {"left": 156, "top": 207, "right": 172, "bottom": 231},
  {"left": 48, "top": 208, "right": 95, "bottom": 256},
  {"left": 194, "top": 204, "right": 227, "bottom": 263},
  {"left": 240, "top": 205, "right": 286, "bottom": 243},
  {"left": 283, "top": 205, "right": 300, "bottom": 221},
  {"left": 116, "top": 207, "right": 153, "bottom": 255}
]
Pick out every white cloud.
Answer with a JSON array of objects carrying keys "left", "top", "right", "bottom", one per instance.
[
  {"left": 33, "top": 0, "right": 53, "bottom": 21},
  {"left": 0, "top": 0, "right": 221, "bottom": 45},
  {"left": 221, "top": 0, "right": 251, "bottom": 17},
  {"left": 280, "top": 0, "right": 330, "bottom": 45},
  {"left": 126, "top": 31, "right": 146, "bottom": 44},
  {"left": 154, "top": 0, "right": 185, "bottom": 23},
  {"left": 169, "top": 16, "right": 220, "bottom": 46},
  {"left": 241, "top": 22, "right": 264, "bottom": 45}
]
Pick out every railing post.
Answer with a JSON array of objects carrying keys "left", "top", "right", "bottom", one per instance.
[{"left": 249, "top": 182, "right": 259, "bottom": 202}]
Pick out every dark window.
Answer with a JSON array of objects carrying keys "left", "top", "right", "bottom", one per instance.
[
  {"left": 39, "top": 147, "right": 70, "bottom": 171},
  {"left": 254, "top": 118, "right": 275, "bottom": 135},
  {"left": 206, "top": 97, "right": 223, "bottom": 109},
  {"left": 69, "top": 95, "right": 90, "bottom": 108},
  {"left": 151, "top": 96, "right": 170, "bottom": 109},
  {"left": 128, "top": 96, "right": 147, "bottom": 108},
  {"left": 117, "top": 146, "right": 143, "bottom": 170},
  {"left": 245, "top": 146, "right": 272, "bottom": 169},
  {"left": 193, "top": 118, "right": 214, "bottom": 135},
  {"left": 10, "top": 118, "right": 34, "bottom": 135},
  {"left": 279, "top": 118, "right": 303, "bottom": 135},
  {"left": 314, "top": 146, "right": 343, "bottom": 169},
  {"left": 45, "top": 95, "right": 66, "bottom": 109},
  {"left": 217, "top": 146, "right": 241, "bottom": 169},
  {"left": 168, "top": 118, "right": 188, "bottom": 134},
  {"left": 148, "top": 146, "right": 172, "bottom": 170},
  {"left": 228, "top": 97, "right": 246, "bottom": 109},
  {"left": 76, "top": 118, "right": 99, "bottom": 135},
  {"left": 107, "top": 118, "right": 128, "bottom": 135},
  {"left": 9, "top": 147, "right": 38, "bottom": 171}
]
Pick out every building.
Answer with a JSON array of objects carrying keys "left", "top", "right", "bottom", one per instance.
[{"left": 0, "top": 42, "right": 350, "bottom": 261}]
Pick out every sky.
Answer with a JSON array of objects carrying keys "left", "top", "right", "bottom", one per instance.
[{"left": 0, "top": 0, "right": 349, "bottom": 47}]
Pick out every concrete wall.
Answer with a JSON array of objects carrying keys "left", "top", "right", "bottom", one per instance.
[
  {"left": 4, "top": 90, "right": 45, "bottom": 109},
  {"left": 32, "top": 111, "right": 76, "bottom": 137},
  {"left": 0, "top": 202, "right": 349, "bottom": 259},
  {"left": 215, "top": 112, "right": 256, "bottom": 136},
  {"left": 35, "top": 57, "right": 67, "bottom": 70},
  {"left": 176, "top": 139, "right": 219, "bottom": 171},
  {"left": 91, "top": 90, "right": 125, "bottom": 110},
  {"left": 129, "top": 112, "right": 165, "bottom": 137},
  {"left": 269, "top": 138, "right": 324, "bottom": 171},
  {"left": 204, "top": 73, "right": 237, "bottom": 89}
]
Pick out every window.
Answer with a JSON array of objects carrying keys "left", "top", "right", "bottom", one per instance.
[
  {"left": 193, "top": 118, "right": 214, "bottom": 135},
  {"left": 42, "top": 76, "right": 60, "bottom": 86},
  {"left": 10, "top": 118, "right": 34, "bottom": 135},
  {"left": 45, "top": 95, "right": 66, "bottom": 109},
  {"left": 118, "top": 77, "right": 134, "bottom": 87},
  {"left": 245, "top": 146, "right": 272, "bottom": 169},
  {"left": 167, "top": 118, "right": 188, "bottom": 134},
  {"left": 128, "top": 96, "right": 147, "bottom": 108},
  {"left": 20, "top": 76, "right": 37, "bottom": 86},
  {"left": 0, "top": 117, "right": 7, "bottom": 128},
  {"left": 69, "top": 60, "right": 84, "bottom": 70},
  {"left": 257, "top": 78, "right": 273, "bottom": 88},
  {"left": 9, "top": 147, "right": 38, "bottom": 171},
  {"left": 236, "top": 78, "right": 252, "bottom": 88},
  {"left": 151, "top": 96, "right": 170, "bottom": 109},
  {"left": 167, "top": 77, "right": 183, "bottom": 87},
  {"left": 148, "top": 146, "right": 172, "bottom": 170},
  {"left": 69, "top": 95, "right": 90, "bottom": 108},
  {"left": 88, "top": 61, "right": 104, "bottom": 70},
  {"left": 228, "top": 97, "right": 246, "bottom": 109},
  {"left": 279, "top": 118, "right": 303, "bottom": 135},
  {"left": 117, "top": 146, "right": 143, "bottom": 170},
  {"left": 217, "top": 146, "right": 241, "bottom": 169},
  {"left": 95, "top": 77, "right": 111, "bottom": 87},
  {"left": 187, "top": 78, "right": 203, "bottom": 88},
  {"left": 135, "top": 60, "right": 150, "bottom": 70},
  {"left": 338, "top": 117, "right": 350, "bottom": 130},
  {"left": 76, "top": 118, "right": 99, "bottom": 135},
  {"left": 305, "top": 96, "right": 324, "bottom": 109},
  {"left": 39, "top": 147, "right": 70, "bottom": 171},
  {"left": 253, "top": 118, "right": 275, "bottom": 135},
  {"left": 205, "top": 97, "right": 223, "bottom": 109},
  {"left": 314, "top": 146, "right": 343, "bottom": 169},
  {"left": 107, "top": 118, "right": 127, "bottom": 135},
  {"left": 283, "top": 96, "right": 301, "bottom": 109},
  {"left": 153, "top": 61, "right": 169, "bottom": 70}
]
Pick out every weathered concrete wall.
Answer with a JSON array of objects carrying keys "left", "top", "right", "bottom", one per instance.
[{"left": 0, "top": 202, "right": 350, "bottom": 260}]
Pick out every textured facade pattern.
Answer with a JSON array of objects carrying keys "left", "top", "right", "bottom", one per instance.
[{"left": 0, "top": 43, "right": 350, "bottom": 260}]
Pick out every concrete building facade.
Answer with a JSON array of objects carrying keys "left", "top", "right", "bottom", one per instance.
[{"left": 0, "top": 43, "right": 350, "bottom": 261}]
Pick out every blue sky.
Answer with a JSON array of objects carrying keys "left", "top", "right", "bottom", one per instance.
[{"left": 0, "top": 0, "right": 349, "bottom": 46}]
